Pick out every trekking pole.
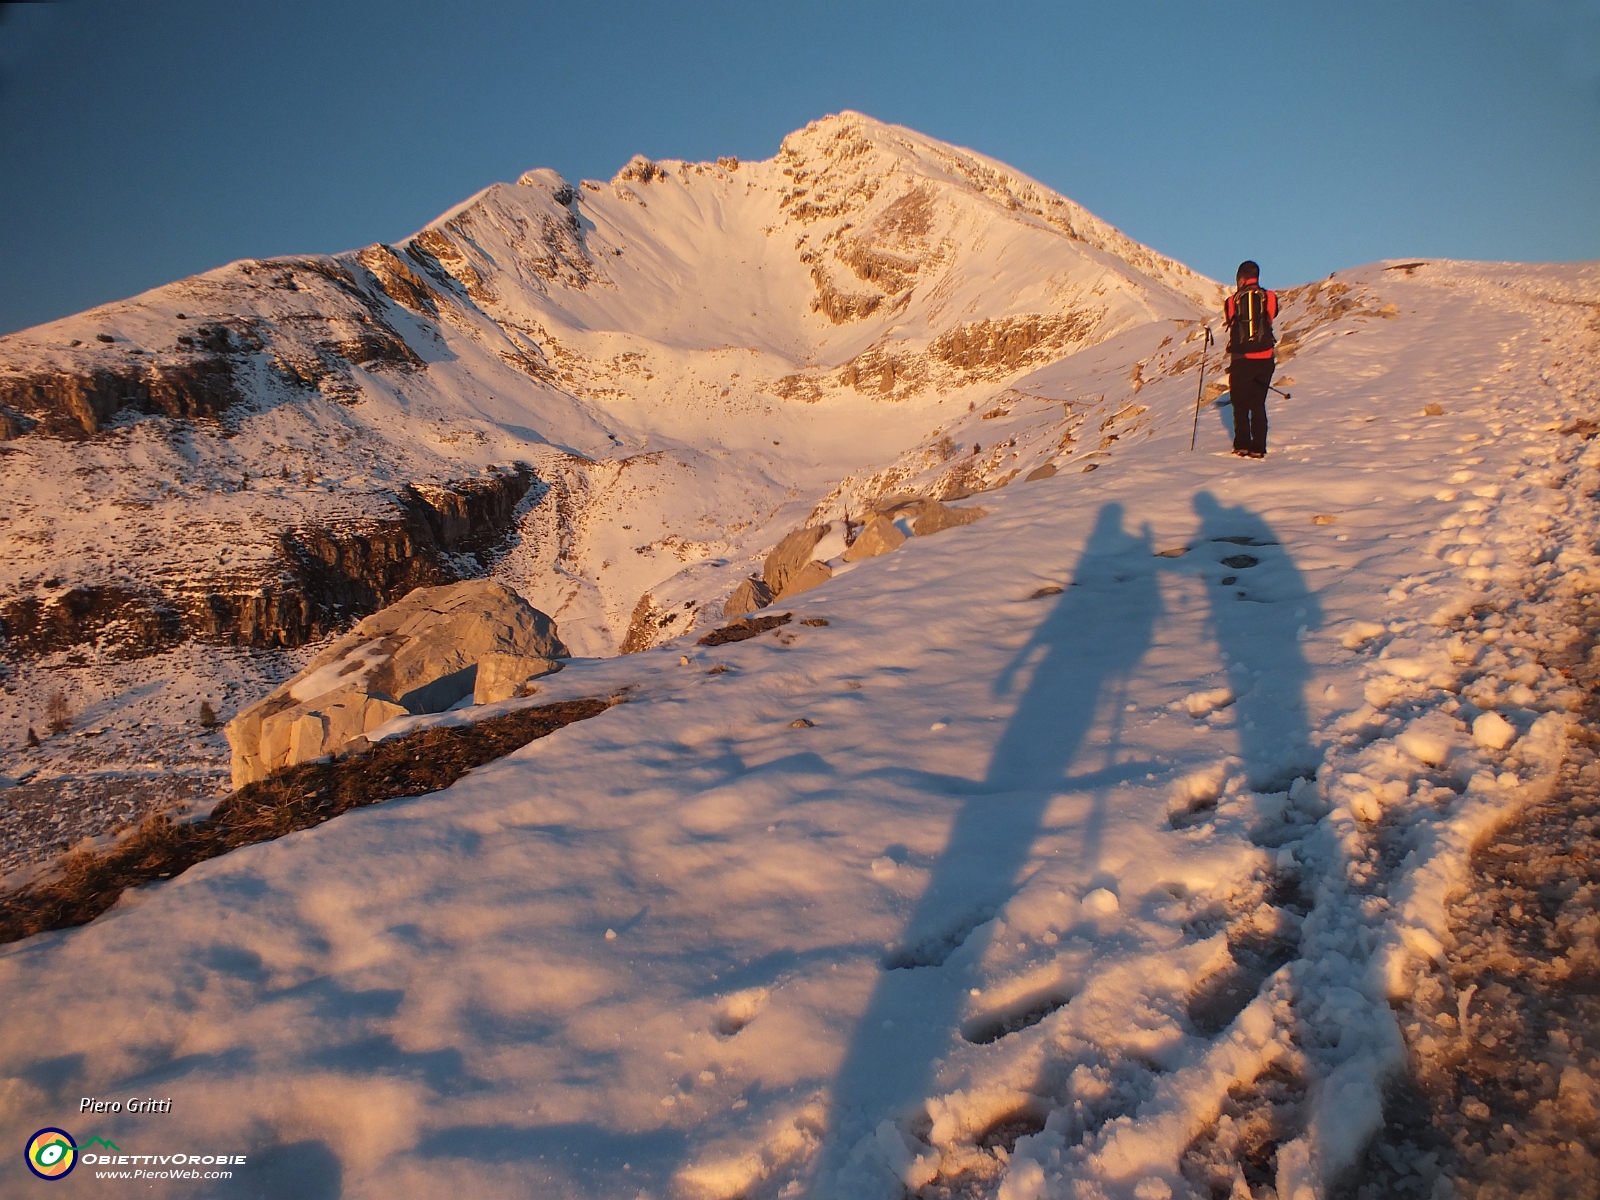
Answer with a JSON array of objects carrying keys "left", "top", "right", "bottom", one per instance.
[
  {"left": 1269, "top": 384, "right": 1292, "bottom": 399},
  {"left": 1189, "top": 324, "right": 1213, "bottom": 451}
]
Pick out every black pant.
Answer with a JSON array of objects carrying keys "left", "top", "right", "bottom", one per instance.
[{"left": 1229, "top": 356, "right": 1274, "bottom": 454}]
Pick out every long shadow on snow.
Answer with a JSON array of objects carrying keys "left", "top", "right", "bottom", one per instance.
[
  {"left": 1179, "top": 492, "right": 1322, "bottom": 1049},
  {"left": 1192, "top": 491, "right": 1322, "bottom": 791},
  {"left": 810, "top": 494, "right": 1325, "bottom": 1188},
  {"left": 811, "top": 502, "right": 1162, "bottom": 1186}
]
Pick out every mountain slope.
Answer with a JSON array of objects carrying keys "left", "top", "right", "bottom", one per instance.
[
  {"left": 0, "top": 112, "right": 1215, "bottom": 675},
  {"left": 1, "top": 258, "right": 1596, "bottom": 1199}
]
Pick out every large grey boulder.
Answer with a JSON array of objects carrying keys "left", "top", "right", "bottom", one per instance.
[
  {"left": 474, "top": 652, "right": 563, "bottom": 704},
  {"left": 225, "top": 580, "right": 566, "bottom": 786}
]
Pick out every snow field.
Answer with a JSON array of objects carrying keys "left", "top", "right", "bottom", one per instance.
[{"left": 0, "top": 258, "right": 1595, "bottom": 1200}]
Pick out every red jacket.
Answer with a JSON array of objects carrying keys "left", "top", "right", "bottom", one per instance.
[{"left": 1224, "top": 280, "right": 1278, "bottom": 359}]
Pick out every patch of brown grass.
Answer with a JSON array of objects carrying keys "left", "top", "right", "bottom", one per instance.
[
  {"left": 698, "top": 612, "right": 792, "bottom": 646},
  {"left": 45, "top": 690, "right": 71, "bottom": 734},
  {"left": 0, "top": 697, "right": 615, "bottom": 945}
]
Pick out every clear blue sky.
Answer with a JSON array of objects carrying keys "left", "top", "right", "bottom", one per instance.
[{"left": 1, "top": 1, "right": 1595, "bottom": 336}]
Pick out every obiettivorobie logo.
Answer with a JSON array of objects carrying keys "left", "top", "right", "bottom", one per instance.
[
  {"left": 25, "top": 1130, "right": 99, "bottom": 1181},
  {"left": 24, "top": 1129, "right": 246, "bottom": 1182}
]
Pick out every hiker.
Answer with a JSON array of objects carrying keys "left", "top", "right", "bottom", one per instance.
[{"left": 1223, "top": 260, "right": 1278, "bottom": 458}]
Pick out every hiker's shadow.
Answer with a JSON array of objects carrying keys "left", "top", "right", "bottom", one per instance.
[
  {"left": 1213, "top": 392, "right": 1234, "bottom": 443},
  {"left": 1191, "top": 491, "right": 1322, "bottom": 789},
  {"left": 813, "top": 502, "right": 1163, "bottom": 1189}
]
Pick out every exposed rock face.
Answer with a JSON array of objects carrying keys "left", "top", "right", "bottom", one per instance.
[
  {"left": 874, "top": 497, "right": 988, "bottom": 537},
  {"left": 763, "top": 527, "right": 829, "bottom": 598},
  {"left": 0, "top": 583, "right": 185, "bottom": 659},
  {"left": 473, "top": 652, "right": 562, "bottom": 704},
  {"left": 842, "top": 514, "right": 906, "bottom": 561},
  {"left": 354, "top": 244, "right": 441, "bottom": 315},
  {"left": 615, "top": 585, "right": 704, "bottom": 655},
  {"left": 723, "top": 576, "right": 774, "bottom": 617},
  {"left": 0, "top": 406, "right": 33, "bottom": 438},
  {"left": 403, "top": 468, "right": 538, "bottom": 556},
  {"left": 739, "top": 503, "right": 976, "bottom": 611},
  {"left": 928, "top": 313, "right": 1101, "bottom": 380},
  {"left": 226, "top": 579, "right": 566, "bottom": 786},
  {"left": 618, "top": 591, "right": 665, "bottom": 655},
  {"left": 0, "top": 465, "right": 538, "bottom": 660},
  {"left": 0, "top": 356, "right": 245, "bottom": 439},
  {"left": 614, "top": 156, "right": 671, "bottom": 186},
  {"left": 913, "top": 501, "right": 986, "bottom": 535},
  {"left": 776, "top": 559, "right": 832, "bottom": 600}
]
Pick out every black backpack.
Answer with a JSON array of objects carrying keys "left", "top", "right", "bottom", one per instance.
[{"left": 1228, "top": 285, "right": 1276, "bottom": 355}]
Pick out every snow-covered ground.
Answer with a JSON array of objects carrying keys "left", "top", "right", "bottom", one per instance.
[{"left": 2, "top": 245, "right": 1597, "bottom": 1198}]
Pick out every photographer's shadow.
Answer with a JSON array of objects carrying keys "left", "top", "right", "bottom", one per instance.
[{"left": 812, "top": 502, "right": 1162, "bottom": 1190}]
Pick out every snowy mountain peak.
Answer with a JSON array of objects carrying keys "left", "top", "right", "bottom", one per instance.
[{"left": 0, "top": 112, "right": 1231, "bottom": 675}]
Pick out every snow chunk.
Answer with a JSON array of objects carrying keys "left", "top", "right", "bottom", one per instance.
[
  {"left": 1184, "top": 688, "right": 1235, "bottom": 718},
  {"left": 1342, "top": 621, "right": 1388, "bottom": 649},
  {"left": 998, "top": 1158, "right": 1047, "bottom": 1200},
  {"left": 1379, "top": 655, "right": 1438, "bottom": 681},
  {"left": 1081, "top": 888, "right": 1119, "bottom": 916},
  {"left": 1168, "top": 762, "right": 1229, "bottom": 819},
  {"left": 714, "top": 988, "right": 768, "bottom": 1036},
  {"left": 1397, "top": 715, "right": 1463, "bottom": 767},
  {"left": 1472, "top": 711, "right": 1518, "bottom": 751}
]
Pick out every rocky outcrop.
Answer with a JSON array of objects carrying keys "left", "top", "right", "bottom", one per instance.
[
  {"left": 723, "top": 576, "right": 774, "bottom": 617},
  {"left": 617, "top": 590, "right": 702, "bottom": 655},
  {"left": 0, "top": 465, "right": 539, "bottom": 659},
  {"left": 0, "top": 406, "right": 38, "bottom": 439},
  {"left": 875, "top": 496, "right": 988, "bottom": 537},
  {"left": 226, "top": 579, "right": 566, "bottom": 786},
  {"left": 355, "top": 244, "right": 441, "bottom": 315},
  {"left": 474, "top": 652, "right": 563, "bottom": 704},
  {"left": 777, "top": 559, "right": 832, "bottom": 600},
  {"left": 910, "top": 499, "right": 987, "bottom": 536},
  {"left": 0, "top": 354, "right": 245, "bottom": 439},
  {"left": 842, "top": 513, "right": 906, "bottom": 561},
  {"left": 207, "top": 464, "right": 538, "bottom": 649},
  {"left": 730, "top": 505, "right": 982, "bottom": 616},
  {"left": 404, "top": 467, "right": 538, "bottom": 557},
  {"left": 614, "top": 156, "right": 671, "bottom": 185},
  {"left": 763, "top": 526, "right": 829, "bottom": 597},
  {"left": 928, "top": 313, "right": 1100, "bottom": 379},
  {"left": 0, "top": 584, "right": 186, "bottom": 659}
]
